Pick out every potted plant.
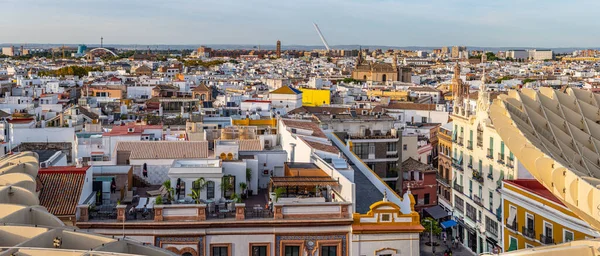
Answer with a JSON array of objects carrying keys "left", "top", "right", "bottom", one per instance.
[
  {"left": 245, "top": 168, "right": 253, "bottom": 195},
  {"left": 274, "top": 187, "right": 286, "bottom": 203},
  {"left": 231, "top": 193, "right": 242, "bottom": 203},
  {"left": 239, "top": 182, "right": 247, "bottom": 199},
  {"left": 156, "top": 195, "right": 163, "bottom": 205},
  {"left": 220, "top": 176, "right": 233, "bottom": 198},
  {"left": 188, "top": 177, "right": 206, "bottom": 203},
  {"left": 163, "top": 180, "right": 174, "bottom": 203}
]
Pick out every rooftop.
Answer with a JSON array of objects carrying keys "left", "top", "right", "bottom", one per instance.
[
  {"left": 37, "top": 166, "right": 89, "bottom": 216},
  {"left": 504, "top": 179, "right": 563, "bottom": 206},
  {"left": 115, "top": 141, "right": 209, "bottom": 159}
]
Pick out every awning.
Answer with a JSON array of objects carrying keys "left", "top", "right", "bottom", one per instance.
[
  {"left": 486, "top": 236, "right": 499, "bottom": 246},
  {"left": 424, "top": 205, "right": 448, "bottom": 219},
  {"left": 440, "top": 220, "right": 457, "bottom": 229}
]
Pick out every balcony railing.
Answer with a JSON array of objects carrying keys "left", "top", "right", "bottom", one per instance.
[
  {"left": 522, "top": 226, "right": 536, "bottom": 239},
  {"left": 487, "top": 148, "right": 494, "bottom": 159},
  {"left": 458, "top": 137, "right": 464, "bottom": 146},
  {"left": 540, "top": 234, "right": 555, "bottom": 245},
  {"left": 473, "top": 171, "right": 484, "bottom": 183},
  {"left": 497, "top": 153, "right": 505, "bottom": 164},
  {"left": 487, "top": 172, "right": 493, "bottom": 180},
  {"left": 506, "top": 219, "right": 517, "bottom": 231},
  {"left": 436, "top": 173, "right": 450, "bottom": 186},
  {"left": 454, "top": 182, "right": 464, "bottom": 194},
  {"left": 473, "top": 194, "right": 483, "bottom": 207},
  {"left": 507, "top": 158, "right": 515, "bottom": 168},
  {"left": 467, "top": 141, "right": 473, "bottom": 150}
]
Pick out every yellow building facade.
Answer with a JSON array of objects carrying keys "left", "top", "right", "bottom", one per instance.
[
  {"left": 502, "top": 179, "right": 599, "bottom": 252},
  {"left": 299, "top": 88, "right": 330, "bottom": 106},
  {"left": 367, "top": 90, "right": 409, "bottom": 101}
]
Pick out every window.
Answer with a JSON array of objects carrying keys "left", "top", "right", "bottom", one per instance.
[
  {"left": 424, "top": 193, "right": 430, "bottom": 205},
  {"left": 211, "top": 244, "right": 231, "bottom": 256},
  {"left": 387, "top": 142, "right": 397, "bottom": 151},
  {"left": 526, "top": 213, "right": 534, "bottom": 230},
  {"left": 489, "top": 137, "right": 494, "bottom": 156},
  {"left": 206, "top": 181, "right": 215, "bottom": 199},
  {"left": 284, "top": 246, "right": 300, "bottom": 256},
  {"left": 413, "top": 194, "right": 419, "bottom": 205},
  {"left": 477, "top": 124, "right": 483, "bottom": 147},
  {"left": 381, "top": 213, "right": 391, "bottom": 222},
  {"left": 403, "top": 144, "right": 408, "bottom": 150},
  {"left": 485, "top": 216, "right": 498, "bottom": 236},
  {"left": 479, "top": 159, "right": 483, "bottom": 173},
  {"left": 564, "top": 229, "right": 574, "bottom": 243},
  {"left": 368, "top": 143, "right": 375, "bottom": 156},
  {"left": 422, "top": 116, "right": 427, "bottom": 123},
  {"left": 455, "top": 195, "right": 464, "bottom": 213},
  {"left": 321, "top": 246, "right": 337, "bottom": 256},
  {"left": 525, "top": 243, "right": 534, "bottom": 249},
  {"left": 489, "top": 190, "right": 493, "bottom": 210},
  {"left": 250, "top": 244, "right": 269, "bottom": 256},
  {"left": 466, "top": 203, "right": 476, "bottom": 220},
  {"left": 353, "top": 143, "right": 369, "bottom": 158}
]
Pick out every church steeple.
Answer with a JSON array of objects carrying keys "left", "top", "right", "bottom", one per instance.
[{"left": 357, "top": 46, "right": 363, "bottom": 65}]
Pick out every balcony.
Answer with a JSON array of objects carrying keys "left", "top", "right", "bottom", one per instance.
[
  {"left": 497, "top": 153, "right": 505, "bottom": 164},
  {"left": 452, "top": 158, "right": 463, "bottom": 172},
  {"left": 506, "top": 218, "right": 518, "bottom": 231},
  {"left": 467, "top": 141, "right": 473, "bottom": 150},
  {"left": 473, "top": 194, "right": 483, "bottom": 207},
  {"left": 457, "top": 137, "right": 464, "bottom": 146},
  {"left": 539, "top": 234, "right": 554, "bottom": 245},
  {"left": 486, "top": 148, "right": 494, "bottom": 159},
  {"left": 522, "top": 226, "right": 536, "bottom": 239},
  {"left": 507, "top": 158, "right": 515, "bottom": 168},
  {"left": 487, "top": 172, "right": 493, "bottom": 180},
  {"left": 473, "top": 171, "right": 484, "bottom": 183},
  {"left": 436, "top": 173, "right": 450, "bottom": 187},
  {"left": 454, "top": 182, "right": 464, "bottom": 194}
]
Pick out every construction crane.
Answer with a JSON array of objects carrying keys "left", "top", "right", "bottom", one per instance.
[{"left": 313, "top": 23, "right": 331, "bottom": 51}]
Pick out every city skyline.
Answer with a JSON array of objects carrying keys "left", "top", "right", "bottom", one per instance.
[{"left": 2, "top": 0, "right": 600, "bottom": 48}]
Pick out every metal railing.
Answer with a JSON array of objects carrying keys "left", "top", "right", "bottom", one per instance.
[
  {"left": 454, "top": 182, "right": 464, "bottom": 193},
  {"left": 539, "top": 234, "right": 554, "bottom": 244},
  {"left": 506, "top": 219, "right": 517, "bottom": 231},
  {"left": 473, "top": 195, "right": 483, "bottom": 207},
  {"left": 522, "top": 226, "right": 536, "bottom": 239}
]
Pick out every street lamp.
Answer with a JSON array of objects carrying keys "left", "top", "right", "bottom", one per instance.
[{"left": 424, "top": 219, "right": 435, "bottom": 254}]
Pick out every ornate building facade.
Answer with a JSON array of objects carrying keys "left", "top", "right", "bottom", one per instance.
[{"left": 351, "top": 55, "right": 411, "bottom": 82}]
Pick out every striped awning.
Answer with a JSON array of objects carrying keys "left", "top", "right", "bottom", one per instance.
[{"left": 270, "top": 176, "right": 338, "bottom": 187}]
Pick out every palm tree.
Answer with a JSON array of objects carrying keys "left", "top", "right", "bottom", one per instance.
[
  {"left": 163, "top": 180, "right": 174, "bottom": 202},
  {"left": 188, "top": 177, "right": 207, "bottom": 203},
  {"left": 220, "top": 176, "right": 233, "bottom": 198},
  {"left": 245, "top": 168, "right": 252, "bottom": 194},
  {"left": 239, "top": 182, "right": 247, "bottom": 198}
]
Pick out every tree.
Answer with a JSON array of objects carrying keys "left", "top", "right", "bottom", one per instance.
[
  {"left": 421, "top": 217, "right": 442, "bottom": 236},
  {"left": 274, "top": 187, "right": 286, "bottom": 203},
  {"left": 188, "top": 177, "right": 207, "bottom": 203},
  {"left": 239, "top": 182, "right": 247, "bottom": 198},
  {"left": 220, "top": 176, "right": 234, "bottom": 198},
  {"left": 163, "top": 180, "right": 174, "bottom": 202},
  {"left": 245, "top": 168, "right": 252, "bottom": 194}
]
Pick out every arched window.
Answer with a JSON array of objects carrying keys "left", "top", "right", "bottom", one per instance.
[
  {"left": 363, "top": 75, "right": 367, "bottom": 80},
  {"left": 206, "top": 181, "right": 215, "bottom": 200},
  {"left": 382, "top": 74, "right": 387, "bottom": 82},
  {"left": 220, "top": 153, "right": 227, "bottom": 160},
  {"left": 227, "top": 152, "right": 233, "bottom": 160},
  {"left": 201, "top": 94, "right": 206, "bottom": 101}
]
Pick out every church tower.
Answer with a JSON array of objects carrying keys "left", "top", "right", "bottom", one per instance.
[{"left": 452, "top": 62, "right": 468, "bottom": 107}]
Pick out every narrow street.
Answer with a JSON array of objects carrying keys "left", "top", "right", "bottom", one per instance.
[{"left": 419, "top": 233, "right": 477, "bottom": 256}]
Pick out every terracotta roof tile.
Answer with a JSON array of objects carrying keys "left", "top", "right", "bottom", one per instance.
[
  {"left": 385, "top": 102, "right": 437, "bottom": 111},
  {"left": 300, "top": 137, "right": 339, "bottom": 154},
  {"left": 238, "top": 139, "right": 263, "bottom": 151},
  {"left": 281, "top": 119, "right": 326, "bottom": 138},
  {"left": 37, "top": 166, "right": 89, "bottom": 216},
  {"left": 115, "top": 141, "right": 209, "bottom": 159}
]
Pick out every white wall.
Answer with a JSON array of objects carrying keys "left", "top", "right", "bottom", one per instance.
[
  {"left": 352, "top": 233, "right": 419, "bottom": 256},
  {"left": 222, "top": 161, "right": 247, "bottom": 196}
]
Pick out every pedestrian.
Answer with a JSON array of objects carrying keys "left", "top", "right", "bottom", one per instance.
[
  {"left": 110, "top": 178, "right": 116, "bottom": 194},
  {"left": 443, "top": 232, "right": 447, "bottom": 244}
]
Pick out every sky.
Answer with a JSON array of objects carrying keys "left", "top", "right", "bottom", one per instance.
[{"left": 1, "top": 0, "right": 598, "bottom": 48}]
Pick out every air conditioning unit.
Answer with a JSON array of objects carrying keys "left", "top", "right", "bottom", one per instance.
[{"left": 40, "top": 162, "right": 48, "bottom": 168}]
